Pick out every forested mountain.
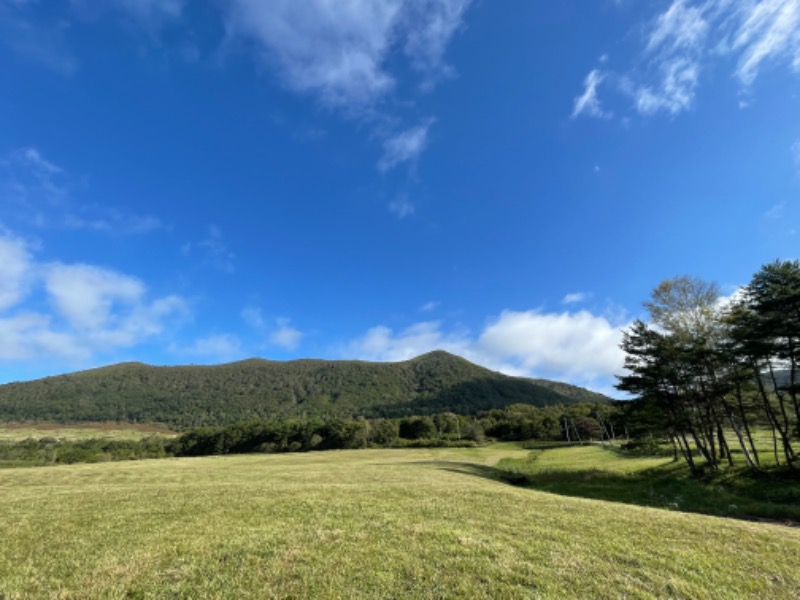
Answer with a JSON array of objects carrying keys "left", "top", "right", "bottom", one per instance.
[{"left": 0, "top": 351, "right": 608, "bottom": 429}]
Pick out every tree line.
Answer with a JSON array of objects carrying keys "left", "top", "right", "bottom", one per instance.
[
  {"left": 617, "top": 259, "right": 800, "bottom": 474},
  {"left": 1, "top": 402, "right": 624, "bottom": 466},
  {"left": 170, "top": 402, "right": 623, "bottom": 456}
]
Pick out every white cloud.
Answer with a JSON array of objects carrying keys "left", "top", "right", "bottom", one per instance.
[
  {"left": 388, "top": 195, "right": 415, "bottom": 218},
  {"left": 646, "top": 0, "right": 709, "bottom": 54},
  {"left": 242, "top": 306, "right": 304, "bottom": 351},
  {"left": 378, "top": 120, "right": 433, "bottom": 171},
  {"left": 224, "top": 0, "right": 471, "bottom": 111},
  {"left": 571, "top": 70, "right": 611, "bottom": 119},
  {"left": 347, "top": 321, "right": 469, "bottom": 363},
  {"left": 477, "top": 310, "right": 628, "bottom": 382},
  {"left": 420, "top": 300, "right": 440, "bottom": 312},
  {"left": 224, "top": 0, "right": 401, "bottom": 109},
  {"left": 732, "top": 0, "right": 800, "bottom": 85},
  {"left": 346, "top": 309, "right": 630, "bottom": 391},
  {"left": 0, "top": 229, "right": 34, "bottom": 312},
  {"left": 0, "top": 229, "right": 188, "bottom": 362},
  {"left": 44, "top": 264, "right": 145, "bottom": 331},
  {"left": 632, "top": 0, "right": 707, "bottom": 115},
  {"left": 578, "top": 0, "right": 800, "bottom": 118},
  {"left": 635, "top": 57, "right": 700, "bottom": 115},
  {"left": 270, "top": 318, "right": 303, "bottom": 351},
  {"left": 562, "top": 292, "right": 591, "bottom": 305}
]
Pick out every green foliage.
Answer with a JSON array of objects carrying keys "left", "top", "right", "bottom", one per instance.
[
  {"left": 0, "top": 351, "right": 609, "bottom": 430},
  {"left": 0, "top": 435, "right": 171, "bottom": 467},
  {"left": 619, "top": 260, "right": 800, "bottom": 474},
  {"left": 168, "top": 402, "right": 620, "bottom": 459}
]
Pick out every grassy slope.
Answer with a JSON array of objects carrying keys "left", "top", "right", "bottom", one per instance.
[
  {"left": 0, "top": 351, "right": 608, "bottom": 429},
  {"left": 1, "top": 447, "right": 798, "bottom": 599}
]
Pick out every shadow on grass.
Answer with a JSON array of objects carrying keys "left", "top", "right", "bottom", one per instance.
[
  {"left": 385, "top": 460, "right": 503, "bottom": 483},
  {"left": 491, "top": 457, "right": 800, "bottom": 526},
  {"left": 397, "top": 455, "right": 800, "bottom": 526}
]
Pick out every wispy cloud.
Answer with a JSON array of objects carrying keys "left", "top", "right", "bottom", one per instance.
[
  {"left": 572, "top": 70, "right": 611, "bottom": 119},
  {"left": 420, "top": 300, "right": 440, "bottom": 312},
  {"left": 579, "top": 0, "right": 800, "bottom": 118},
  {"left": 402, "top": 0, "right": 471, "bottom": 88},
  {"left": 378, "top": 120, "right": 434, "bottom": 172},
  {"left": 793, "top": 139, "right": 800, "bottom": 171},
  {"left": 242, "top": 306, "right": 304, "bottom": 351},
  {"left": 241, "top": 305, "right": 265, "bottom": 329},
  {"left": 182, "top": 226, "right": 236, "bottom": 273},
  {"left": 631, "top": 0, "right": 708, "bottom": 115},
  {"left": 388, "top": 195, "right": 415, "bottom": 218},
  {"left": 0, "top": 1, "right": 77, "bottom": 75},
  {"left": 1, "top": 147, "right": 166, "bottom": 235},
  {"left": 764, "top": 202, "right": 786, "bottom": 219},
  {"left": 1, "top": 147, "right": 69, "bottom": 207},
  {"left": 731, "top": 0, "right": 800, "bottom": 86},
  {"left": 61, "top": 208, "right": 165, "bottom": 236},
  {"left": 269, "top": 318, "right": 303, "bottom": 351},
  {"left": 562, "top": 292, "right": 592, "bottom": 305}
]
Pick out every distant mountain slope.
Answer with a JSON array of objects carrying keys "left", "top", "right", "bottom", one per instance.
[{"left": 0, "top": 351, "right": 609, "bottom": 429}]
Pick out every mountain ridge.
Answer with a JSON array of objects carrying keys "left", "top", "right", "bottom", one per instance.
[{"left": 0, "top": 351, "right": 609, "bottom": 429}]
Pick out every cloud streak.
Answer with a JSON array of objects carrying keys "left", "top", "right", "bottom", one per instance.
[
  {"left": 572, "top": 70, "right": 611, "bottom": 119},
  {"left": 577, "top": 0, "right": 800, "bottom": 118}
]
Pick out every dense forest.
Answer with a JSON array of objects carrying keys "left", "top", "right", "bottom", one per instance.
[
  {"left": 619, "top": 259, "right": 800, "bottom": 474},
  {"left": 0, "top": 402, "right": 621, "bottom": 466},
  {"left": 0, "top": 351, "right": 608, "bottom": 429}
]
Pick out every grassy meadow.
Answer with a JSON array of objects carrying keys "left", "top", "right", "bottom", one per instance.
[
  {"left": 0, "top": 422, "right": 176, "bottom": 442},
  {"left": 1, "top": 444, "right": 799, "bottom": 599}
]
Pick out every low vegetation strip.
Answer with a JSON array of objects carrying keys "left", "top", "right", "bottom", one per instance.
[{"left": 1, "top": 447, "right": 799, "bottom": 599}]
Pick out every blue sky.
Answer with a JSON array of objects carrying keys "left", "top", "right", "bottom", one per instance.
[{"left": 1, "top": 0, "right": 799, "bottom": 395}]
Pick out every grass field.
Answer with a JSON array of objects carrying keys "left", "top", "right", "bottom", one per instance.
[
  {"left": 0, "top": 422, "right": 177, "bottom": 442},
  {"left": 1, "top": 444, "right": 799, "bottom": 599},
  {"left": 496, "top": 444, "right": 800, "bottom": 523}
]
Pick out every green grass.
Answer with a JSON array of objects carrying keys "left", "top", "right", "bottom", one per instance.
[
  {"left": 1, "top": 445, "right": 799, "bottom": 599},
  {"left": 496, "top": 444, "right": 800, "bottom": 523}
]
